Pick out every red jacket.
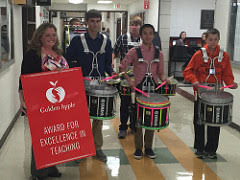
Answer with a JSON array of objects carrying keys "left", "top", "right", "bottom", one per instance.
[{"left": 183, "top": 45, "right": 234, "bottom": 89}]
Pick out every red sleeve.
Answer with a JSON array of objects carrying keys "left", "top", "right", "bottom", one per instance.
[
  {"left": 119, "top": 48, "right": 136, "bottom": 70},
  {"left": 182, "top": 51, "right": 200, "bottom": 83},
  {"left": 222, "top": 52, "right": 234, "bottom": 85}
]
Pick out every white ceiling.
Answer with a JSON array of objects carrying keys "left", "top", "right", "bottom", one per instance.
[{"left": 51, "top": 0, "right": 137, "bottom": 5}]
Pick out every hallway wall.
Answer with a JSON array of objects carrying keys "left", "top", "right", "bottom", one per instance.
[
  {"left": 170, "top": 0, "right": 216, "bottom": 37},
  {"left": 0, "top": 5, "right": 23, "bottom": 140}
]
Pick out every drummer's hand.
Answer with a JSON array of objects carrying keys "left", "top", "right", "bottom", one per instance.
[
  {"left": 129, "top": 79, "right": 135, "bottom": 89},
  {"left": 111, "top": 72, "right": 119, "bottom": 79},
  {"left": 230, "top": 82, "right": 238, "bottom": 89},
  {"left": 192, "top": 81, "right": 200, "bottom": 88}
]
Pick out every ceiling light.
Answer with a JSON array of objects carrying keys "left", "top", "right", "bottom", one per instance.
[
  {"left": 69, "top": 0, "right": 83, "bottom": 4},
  {"left": 97, "top": 1, "right": 113, "bottom": 4}
]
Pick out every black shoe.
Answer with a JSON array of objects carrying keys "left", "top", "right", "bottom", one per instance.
[
  {"left": 145, "top": 148, "right": 157, "bottom": 159},
  {"left": 206, "top": 152, "right": 217, "bottom": 159},
  {"left": 95, "top": 150, "right": 107, "bottom": 162},
  {"left": 194, "top": 150, "right": 206, "bottom": 159},
  {"left": 134, "top": 149, "right": 143, "bottom": 160},
  {"left": 48, "top": 171, "right": 62, "bottom": 178},
  {"left": 32, "top": 176, "right": 46, "bottom": 180}
]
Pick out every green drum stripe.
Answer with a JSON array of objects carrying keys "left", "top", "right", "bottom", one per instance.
[
  {"left": 143, "top": 108, "right": 145, "bottom": 124},
  {"left": 141, "top": 125, "right": 168, "bottom": 130},
  {"left": 90, "top": 115, "right": 116, "bottom": 120},
  {"left": 160, "top": 109, "right": 162, "bottom": 126}
]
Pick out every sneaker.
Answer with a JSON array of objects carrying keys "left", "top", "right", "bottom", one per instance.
[
  {"left": 95, "top": 150, "right": 107, "bottom": 162},
  {"left": 206, "top": 152, "right": 217, "bottom": 159},
  {"left": 32, "top": 176, "right": 46, "bottom": 180},
  {"left": 134, "top": 149, "right": 143, "bottom": 160},
  {"left": 118, "top": 130, "right": 127, "bottom": 139},
  {"left": 145, "top": 148, "right": 157, "bottom": 159},
  {"left": 194, "top": 150, "right": 206, "bottom": 159}
]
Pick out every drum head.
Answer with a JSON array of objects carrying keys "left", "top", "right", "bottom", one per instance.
[
  {"left": 106, "top": 78, "right": 120, "bottom": 85},
  {"left": 120, "top": 79, "right": 130, "bottom": 87},
  {"left": 136, "top": 93, "right": 169, "bottom": 106},
  {"left": 87, "top": 83, "right": 118, "bottom": 95},
  {"left": 199, "top": 91, "right": 233, "bottom": 104},
  {"left": 159, "top": 78, "right": 177, "bottom": 85}
]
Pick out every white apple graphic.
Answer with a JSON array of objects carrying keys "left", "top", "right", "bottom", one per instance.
[{"left": 46, "top": 81, "right": 65, "bottom": 103}]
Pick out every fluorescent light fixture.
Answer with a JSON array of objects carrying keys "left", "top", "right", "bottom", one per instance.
[
  {"left": 97, "top": 0, "right": 113, "bottom": 4},
  {"left": 69, "top": 0, "right": 83, "bottom": 4}
]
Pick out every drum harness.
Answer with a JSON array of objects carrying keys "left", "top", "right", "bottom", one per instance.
[
  {"left": 80, "top": 33, "right": 108, "bottom": 81},
  {"left": 126, "top": 32, "right": 142, "bottom": 48},
  {"left": 196, "top": 48, "right": 225, "bottom": 127},
  {"left": 135, "top": 46, "right": 160, "bottom": 93},
  {"left": 201, "top": 47, "right": 224, "bottom": 92}
]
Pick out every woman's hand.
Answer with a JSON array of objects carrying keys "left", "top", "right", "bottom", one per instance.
[{"left": 19, "top": 90, "right": 27, "bottom": 114}]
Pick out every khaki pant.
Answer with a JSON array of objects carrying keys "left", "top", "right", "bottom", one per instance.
[
  {"left": 92, "top": 119, "right": 103, "bottom": 151},
  {"left": 134, "top": 127, "right": 154, "bottom": 150}
]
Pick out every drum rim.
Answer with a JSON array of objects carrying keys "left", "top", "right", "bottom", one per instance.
[
  {"left": 141, "top": 124, "right": 169, "bottom": 130},
  {"left": 199, "top": 92, "right": 233, "bottom": 104},
  {"left": 90, "top": 114, "right": 116, "bottom": 120},
  {"left": 197, "top": 120, "right": 231, "bottom": 126},
  {"left": 136, "top": 100, "right": 170, "bottom": 107}
]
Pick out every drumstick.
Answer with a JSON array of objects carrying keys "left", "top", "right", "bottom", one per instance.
[
  {"left": 134, "top": 87, "right": 150, "bottom": 97},
  {"left": 198, "top": 84, "right": 213, "bottom": 90},
  {"left": 102, "top": 70, "right": 133, "bottom": 82},
  {"left": 83, "top": 77, "right": 92, "bottom": 81},
  {"left": 220, "top": 84, "right": 234, "bottom": 90},
  {"left": 155, "top": 81, "right": 166, "bottom": 90},
  {"left": 155, "top": 76, "right": 174, "bottom": 90}
]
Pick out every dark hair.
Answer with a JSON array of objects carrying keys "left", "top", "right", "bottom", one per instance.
[
  {"left": 130, "top": 16, "right": 143, "bottom": 26},
  {"left": 139, "top": 24, "right": 155, "bottom": 36},
  {"left": 85, "top": 9, "right": 102, "bottom": 22},
  {"left": 69, "top": 17, "right": 80, "bottom": 25},
  {"left": 29, "top": 23, "right": 62, "bottom": 56},
  {"left": 179, "top": 31, "right": 186, "bottom": 38},
  {"left": 206, "top": 28, "right": 220, "bottom": 39}
]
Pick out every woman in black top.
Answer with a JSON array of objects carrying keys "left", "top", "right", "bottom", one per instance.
[{"left": 19, "top": 23, "right": 68, "bottom": 180}]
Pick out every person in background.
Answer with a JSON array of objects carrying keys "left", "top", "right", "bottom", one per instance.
[
  {"left": 201, "top": 32, "right": 207, "bottom": 47},
  {"left": 119, "top": 24, "right": 169, "bottom": 159},
  {"left": 65, "top": 9, "right": 115, "bottom": 163},
  {"left": 176, "top": 31, "right": 187, "bottom": 46},
  {"left": 69, "top": 17, "right": 81, "bottom": 26},
  {"left": 183, "top": 28, "right": 238, "bottom": 159},
  {"left": 19, "top": 23, "right": 68, "bottom": 180},
  {"left": 113, "top": 16, "right": 142, "bottom": 139}
]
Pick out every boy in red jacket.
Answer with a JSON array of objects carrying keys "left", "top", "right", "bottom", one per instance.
[{"left": 183, "top": 28, "right": 238, "bottom": 159}]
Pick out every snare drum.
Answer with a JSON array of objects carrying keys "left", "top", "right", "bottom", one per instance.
[
  {"left": 106, "top": 78, "right": 121, "bottom": 91},
  {"left": 156, "top": 79, "right": 177, "bottom": 96},
  {"left": 136, "top": 93, "right": 170, "bottom": 130},
  {"left": 119, "top": 79, "right": 132, "bottom": 96},
  {"left": 198, "top": 91, "right": 233, "bottom": 126},
  {"left": 86, "top": 83, "right": 118, "bottom": 120}
]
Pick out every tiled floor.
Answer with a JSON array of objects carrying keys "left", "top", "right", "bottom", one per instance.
[{"left": 0, "top": 68, "right": 240, "bottom": 180}]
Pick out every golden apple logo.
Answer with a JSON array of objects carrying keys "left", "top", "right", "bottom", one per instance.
[{"left": 46, "top": 81, "right": 65, "bottom": 103}]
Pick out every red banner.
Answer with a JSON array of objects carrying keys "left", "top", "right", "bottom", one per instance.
[{"left": 21, "top": 68, "right": 95, "bottom": 170}]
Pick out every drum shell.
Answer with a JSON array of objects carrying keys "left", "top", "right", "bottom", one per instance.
[
  {"left": 119, "top": 79, "right": 132, "bottom": 96},
  {"left": 136, "top": 93, "right": 170, "bottom": 130},
  {"left": 106, "top": 78, "right": 121, "bottom": 91},
  {"left": 198, "top": 91, "right": 233, "bottom": 126},
  {"left": 156, "top": 79, "right": 177, "bottom": 96},
  {"left": 86, "top": 83, "right": 118, "bottom": 120}
]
